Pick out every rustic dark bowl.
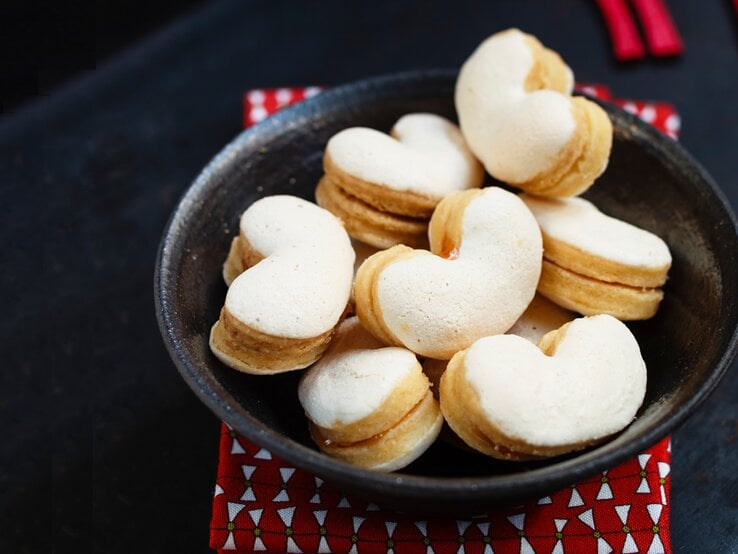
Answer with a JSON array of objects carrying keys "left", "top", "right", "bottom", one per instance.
[{"left": 155, "top": 70, "right": 738, "bottom": 515}]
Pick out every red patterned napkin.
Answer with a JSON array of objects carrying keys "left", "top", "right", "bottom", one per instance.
[{"left": 211, "top": 85, "right": 680, "bottom": 554}]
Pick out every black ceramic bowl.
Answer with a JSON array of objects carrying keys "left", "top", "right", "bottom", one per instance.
[{"left": 155, "top": 70, "right": 738, "bottom": 515}]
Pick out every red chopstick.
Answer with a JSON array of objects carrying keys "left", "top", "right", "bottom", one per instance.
[
  {"left": 630, "top": 0, "right": 684, "bottom": 57},
  {"left": 596, "top": 0, "right": 646, "bottom": 61}
]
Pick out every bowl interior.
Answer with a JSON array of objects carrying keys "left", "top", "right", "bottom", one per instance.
[{"left": 156, "top": 70, "right": 738, "bottom": 512}]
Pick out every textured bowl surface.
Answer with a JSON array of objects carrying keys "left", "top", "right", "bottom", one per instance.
[{"left": 155, "top": 70, "right": 738, "bottom": 515}]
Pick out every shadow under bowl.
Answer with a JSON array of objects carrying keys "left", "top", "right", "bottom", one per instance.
[{"left": 155, "top": 70, "right": 738, "bottom": 515}]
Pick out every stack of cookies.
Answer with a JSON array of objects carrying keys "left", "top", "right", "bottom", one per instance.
[
  {"left": 208, "top": 28, "right": 672, "bottom": 471},
  {"left": 316, "top": 113, "right": 484, "bottom": 248}
]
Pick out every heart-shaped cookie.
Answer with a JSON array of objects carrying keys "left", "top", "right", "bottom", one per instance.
[
  {"left": 210, "top": 195, "right": 355, "bottom": 374},
  {"left": 299, "top": 318, "right": 442, "bottom": 471},
  {"left": 354, "top": 187, "right": 542, "bottom": 359},
  {"left": 440, "top": 314, "right": 647, "bottom": 459},
  {"left": 521, "top": 194, "right": 672, "bottom": 319},
  {"left": 316, "top": 113, "right": 484, "bottom": 248},
  {"left": 455, "top": 28, "right": 612, "bottom": 197}
]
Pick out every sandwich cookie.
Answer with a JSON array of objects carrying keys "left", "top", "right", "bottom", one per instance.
[
  {"left": 440, "top": 314, "right": 647, "bottom": 460},
  {"left": 455, "top": 28, "right": 612, "bottom": 197},
  {"left": 521, "top": 194, "right": 672, "bottom": 320},
  {"left": 354, "top": 187, "right": 542, "bottom": 359},
  {"left": 210, "top": 195, "right": 355, "bottom": 374},
  {"left": 316, "top": 113, "right": 484, "bottom": 248},
  {"left": 298, "top": 318, "right": 442, "bottom": 471}
]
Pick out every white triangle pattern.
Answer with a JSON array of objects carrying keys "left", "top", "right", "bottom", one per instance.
[
  {"left": 648, "top": 533, "right": 666, "bottom": 554},
  {"left": 554, "top": 518, "right": 568, "bottom": 532},
  {"left": 577, "top": 508, "right": 595, "bottom": 529},
  {"left": 352, "top": 516, "right": 366, "bottom": 533},
  {"left": 313, "top": 510, "right": 327, "bottom": 525},
  {"left": 637, "top": 477, "right": 651, "bottom": 494},
  {"left": 639, "top": 104, "right": 656, "bottom": 123},
  {"left": 366, "top": 502, "right": 380, "bottom": 511},
  {"left": 622, "top": 534, "right": 639, "bottom": 554},
  {"left": 596, "top": 482, "right": 613, "bottom": 500},
  {"left": 622, "top": 101, "right": 638, "bottom": 114},
  {"left": 318, "top": 536, "right": 331, "bottom": 554},
  {"left": 222, "top": 531, "right": 237, "bottom": 551},
  {"left": 248, "top": 508, "right": 263, "bottom": 526},
  {"left": 216, "top": 426, "right": 676, "bottom": 553},
  {"left": 568, "top": 487, "right": 584, "bottom": 507},
  {"left": 240, "top": 487, "right": 256, "bottom": 502},
  {"left": 658, "top": 462, "right": 671, "bottom": 505},
  {"left": 277, "top": 506, "right": 296, "bottom": 527},
  {"left": 231, "top": 439, "right": 246, "bottom": 455},
  {"left": 280, "top": 467, "right": 296, "bottom": 482},
  {"left": 286, "top": 536, "right": 302, "bottom": 553},
  {"left": 597, "top": 537, "right": 613, "bottom": 554},
  {"left": 552, "top": 541, "right": 564, "bottom": 554},
  {"left": 227, "top": 502, "right": 245, "bottom": 522},
  {"left": 273, "top": 488, "right": 290, "bottom": 502},
  {"left": 337, "top": 496, "right": 351, "bottom": 508},
  {"left": 253, "top": 448, "right": 272, "bottom": 460},
  {"left": 456, "top": 544, "right": 465, "bottom": 554},
  {"left": 647, "top": 503, "right": 663, "bottom": 524},
  {"left": 348, "top": 544, "right": 358, "bottom": 554},
  {"left": 506, "top": 513, "right": 525, "bottom": 530},
  {"left": 614, "top": 504, "right": 631, "bottom": 525},
  {"left": 311, "top": 476, "right": 323, "bottom": 503},
  {"left": 415, "top": 521, "right": 428, "bottom": 535},
  {"left": 456, "top": 520, "right": 472, "bottom": 535}
]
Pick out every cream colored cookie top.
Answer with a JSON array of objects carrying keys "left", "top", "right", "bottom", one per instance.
[
  {"left": 507, "top": 294, "right": 575, "bottom": 344},
  {"left": 326, "top": 113, "right": 483, "bottom": 197},
  {"left": 464, "top": 314, "right": 647, "bottom": 446},
  {"left": 225, "top": 195, "right": 354, "bottom": 338},
  {"left": 298, "top": 318, "right": 420, "bottom": 427},
  {"left": 455, "top": 28, "right": 576, "bottom": 183},
  {"left": 521, "top": 194, "right": 672, "bottom": 269},
  {"left": 377, "top": 187, "right": 542, "bottom": 357}
]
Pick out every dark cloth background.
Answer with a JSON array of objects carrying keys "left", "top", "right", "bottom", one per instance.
[{"left": 1, "top": 0, "right": 736, "bottom": 551}]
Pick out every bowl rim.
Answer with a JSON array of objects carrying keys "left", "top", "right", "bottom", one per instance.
[{"left": 154, "top": 69, "right": 738, "bottom": 500}]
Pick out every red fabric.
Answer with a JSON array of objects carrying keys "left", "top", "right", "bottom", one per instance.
[{"left": 211, "top": 86, "right": 680, "bottom": 553}]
